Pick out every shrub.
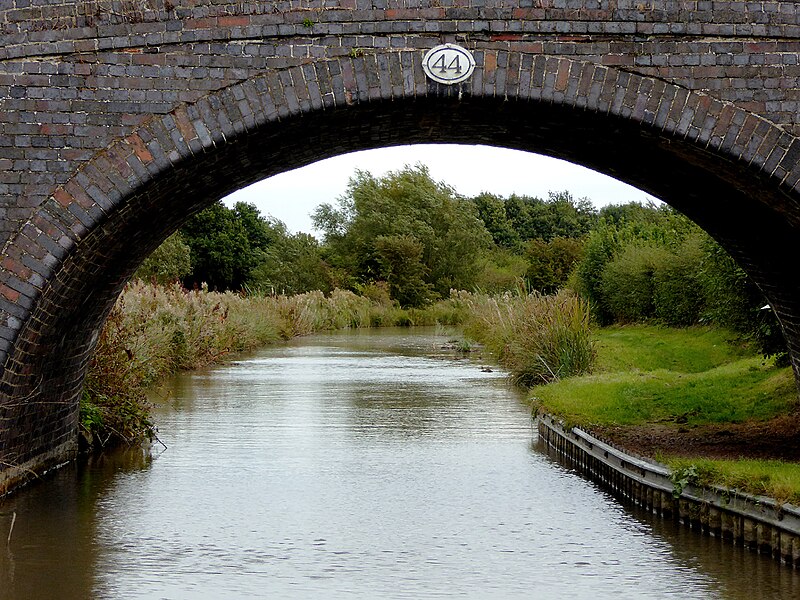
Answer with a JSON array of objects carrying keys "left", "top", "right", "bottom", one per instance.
[
  {"left": 653, "top": 233, "right": 705, "bottom": 326},
  {"left": 600, "top": 243, "right": 670, "bottom": 323},
  {"left": 525, "top": 236, "right": 585, "bottom": 295},
  {"left": 135, "top": 232, "right": 192, "bottom": 285}
]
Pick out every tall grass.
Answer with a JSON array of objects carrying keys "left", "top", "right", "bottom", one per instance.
[
  {"left": 83, "top": 283, "right": 592, "bottom": 447},
  {"left": 458, "top": 290, "right": 595, "bottom": 386},
  {"left": 82, "top": 283, "right": 420, "bottom": 447}
]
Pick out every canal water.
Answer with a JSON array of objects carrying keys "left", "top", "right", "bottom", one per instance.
[{"left": 1, "top": 328, "right": 799, "bottom": 599}]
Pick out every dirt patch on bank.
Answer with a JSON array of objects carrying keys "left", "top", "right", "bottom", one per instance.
[{"left": 592, "top": 411, "right": 800, "bottom": 462}]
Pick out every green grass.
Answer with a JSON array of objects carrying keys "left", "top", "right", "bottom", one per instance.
[
  {"left": 666, "top": 457, "right": 800, "bottom": 505},
  {"left": 532, "top": 325, "right": 796, "bottom": 428},
  {"left": 593, "top": 325, "right": 750, "bottom": 373},
  {"left": 532, "top": 324, "right": 800, "bottom": 503}
]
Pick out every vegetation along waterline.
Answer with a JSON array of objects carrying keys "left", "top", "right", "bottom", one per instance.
[
  {"left": 80, "top": 281, "right": 459, "bottom": 448},
  {"left": 81, "top": 283, "right": 593, "bottom": 449},
  {"left": 83, "top": 163, "right": 799, "bottom": 507}
]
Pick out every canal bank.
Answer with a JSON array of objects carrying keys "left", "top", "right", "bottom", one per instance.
[{"left": 538, "top": 413, "right": 800, "bottom": 568}]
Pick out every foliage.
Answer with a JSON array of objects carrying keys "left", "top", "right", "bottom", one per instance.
[
  {"left": 83, "top": 282, "right": 281, "bottom": 447},
  {"left": 699, "top": 238, "right": 789, "bottom": 365},
  {"left": 134, "top": 232, "right": 192, "bottom": 284},
  {"left": 459, "top": 290, "right": 595, "bottom": 386},
  {"left": 373, "top": 234, "right": 434, "bottom": 307},
  {"left": 248, "top": 228, "right": 337, "bottom": 296},
  {"left": 599, "top": 243, "right": 671, "bottom": 322},
  {"left": 652, "top": 233, "right": 705, "bottom": 326},
  {"left": 525, "top": 236, "right": 584, "bottom": 295},
  {"left": 570, "top": 202, "right": 789, "bottom": 360},
  {"left": 502, "top": 191, "right": 597, "bottom": 243},
  {"left": 313, "top": 164, "right": 492, "bottom": 304},
  {"left": 143, "top": 173, "right": 790, "bottom": 382},
  {"left": 180, "top": 201, "right": 260, "bottom": 290},
  {"left": 470, "top": 192, "right": 520, "bottom": 248},
  {"left": 473, "top": 248, "right": 528, "bottom": 294},
  {"left": 669, "top": 464, "right": 699, "bottom": 498},
  {"left": 176, "top": 200, "right": 340, "bottom": 296}
]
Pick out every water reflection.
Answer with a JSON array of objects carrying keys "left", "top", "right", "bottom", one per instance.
[
  {"left": 0, "top": 328, "right": 798, "bottom": 599},
  {"left": 0, "top": 448, "right": 152, "bottom": 599}
]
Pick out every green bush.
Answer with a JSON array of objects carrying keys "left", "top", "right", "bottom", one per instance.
[
  {"left": 525, "top": 236, "right": 585, "bottom": 295},
  {"left": 600, "top": 243, "right": 670, "bottom": 322},
  {"left": 473, "top": 248, "right": 527, "bottom": 294},
  {"left": 135, "top": 232, "right": 192, "bottom": 285},
  {"left": 653, "top": 234, "right": 705, "bottom": 326}
]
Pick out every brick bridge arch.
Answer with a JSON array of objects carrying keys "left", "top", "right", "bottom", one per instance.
[{"left": 4, "top": 1, "right": 800, "bottom": 493}]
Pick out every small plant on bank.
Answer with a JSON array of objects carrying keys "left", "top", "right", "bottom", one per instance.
[{"left": 669, "top": 464, "right": 699, "bottom": 498}]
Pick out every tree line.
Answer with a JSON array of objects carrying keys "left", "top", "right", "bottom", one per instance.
[{"left": 137, "top": 164, "right": 787, "bottom": 361}]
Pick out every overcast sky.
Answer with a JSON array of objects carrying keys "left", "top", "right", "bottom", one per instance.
[{"left": 223, "top": 144, "right": 657, "bottom": 234}]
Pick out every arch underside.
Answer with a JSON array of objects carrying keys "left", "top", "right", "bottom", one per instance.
[{"left": 2, "top": 53, "right": 800, "bottom": 491}]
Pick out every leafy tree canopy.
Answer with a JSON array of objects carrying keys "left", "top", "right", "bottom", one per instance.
[
  {"left": 502, "top": 190, "right": 597, "bottom": 243},
  {"left": 313, "top": 164, "right": 492, "bottom": 305},
  {"left": 135, "top": 232, "right": 192, "bottom": 285}
]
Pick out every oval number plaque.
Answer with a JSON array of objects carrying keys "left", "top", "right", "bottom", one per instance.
[{"left": 422, "top": 44, "right": 476, "bottom": 85}]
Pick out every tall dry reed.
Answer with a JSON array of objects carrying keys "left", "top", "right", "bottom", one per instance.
[
  {"left": 460, "top": 290, "right": 595, "bottom": 386},
  {"left": 82, "top": 282, "right": 429, "bottom": 446}
]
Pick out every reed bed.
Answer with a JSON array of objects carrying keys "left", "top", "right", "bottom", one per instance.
[
  {"left": 82, "top": 283, "right": 410, "bottom": 446},
  {"left": 458, "top": 290, "right": 595, "bottom": 386},
  {"left": 82, "top": 283, "right": 592, "bottom": 447}
]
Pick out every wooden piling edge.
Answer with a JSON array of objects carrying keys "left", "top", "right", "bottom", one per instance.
[{"left": 537, "top": 413, "right": 800, "bottom": 568}]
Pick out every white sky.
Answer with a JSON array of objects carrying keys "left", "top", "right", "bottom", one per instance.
[{"left": 223, "top": 144, "right": 657, "bottom": 235}]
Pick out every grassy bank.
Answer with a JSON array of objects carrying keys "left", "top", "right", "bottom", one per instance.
[
  {"left": 531, "top": 324, "right": 800, "bottom": 503},
  {"left": 532, "top": 325, "right": 796, "bottom": 427},
  {"left": 666, "top": 457, "right": 800, "bottom": 505}
]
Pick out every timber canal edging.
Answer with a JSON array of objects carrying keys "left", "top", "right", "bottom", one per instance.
[{"left": 537, "top": 414, "right": 800, "bottom": 568}]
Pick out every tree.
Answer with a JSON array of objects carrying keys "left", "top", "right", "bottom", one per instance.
[
  {"left": 180, "top": 201, "right": 289, "bottom": 291},
  {"left": 313, "top": 164, "right": 492, "bottom": 303},
  {"left": 135, "top": 232, "right": 192, "bottom": 285},
  {"left": 249, "top": 229, "right": 338, "bottom": 295},
  {"left": 525, "top": 237, "right": 585, "bottom": 295},
  {"left": 471, "top": 192, "right": 519, "bottom": 248},
  {"left": 600, "top": 243, "right": 671, "bottom": 322},
  {"left": 503, "top": 191, "right": 597, "bottom": 242},
  {"left": 180, "top": 202, "right": 253, "bottom": 290},
  {"left": 373, "top": 234, "right": 434, "bottom": 307}
]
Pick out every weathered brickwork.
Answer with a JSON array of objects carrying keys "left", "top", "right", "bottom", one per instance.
[{"left": 2, "top": 1, "right": 800, "bottom": 493}]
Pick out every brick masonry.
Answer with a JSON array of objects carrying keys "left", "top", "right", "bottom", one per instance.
[{"left": 3, "top": 0, "right": 800, "bottom": 493}]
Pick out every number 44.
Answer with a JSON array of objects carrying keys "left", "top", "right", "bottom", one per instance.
[{"left": 433, "top": 53, "right": 462, "bottom": 75}]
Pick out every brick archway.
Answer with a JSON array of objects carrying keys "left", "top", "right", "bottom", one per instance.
[{"left": 2, "top": 47, "right": 800, "bottom": 492}]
